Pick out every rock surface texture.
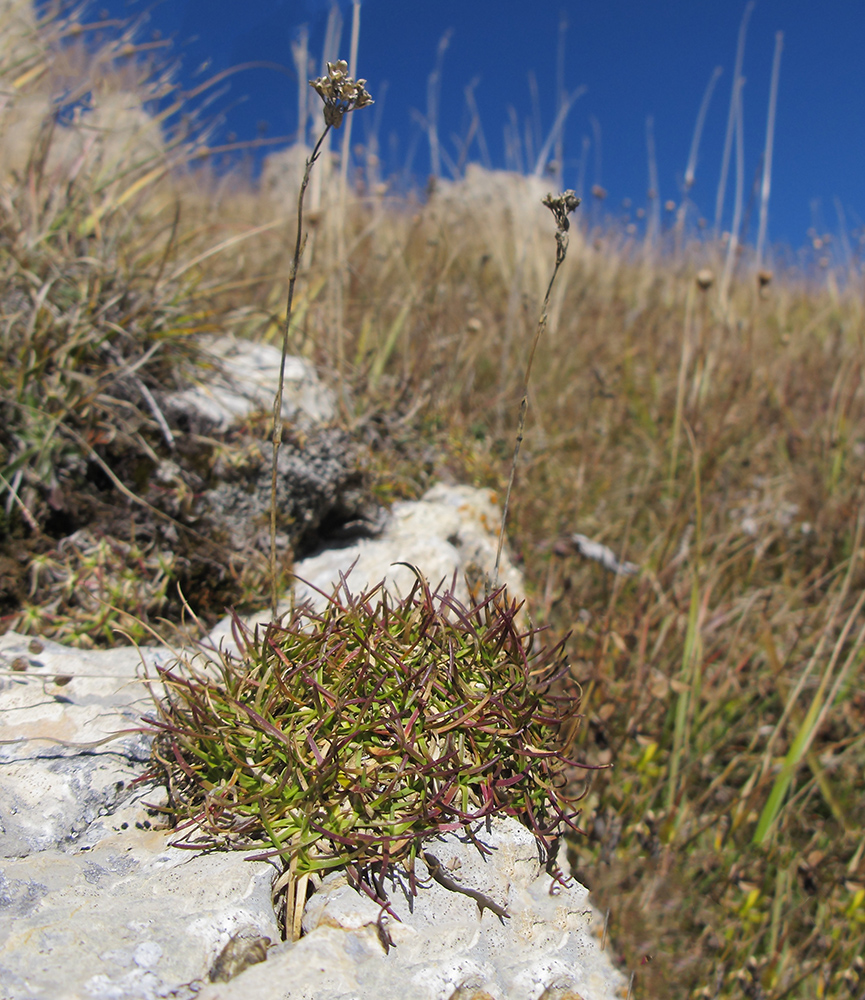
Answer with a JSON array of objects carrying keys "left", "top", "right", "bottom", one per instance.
[
  {"left": 0, "top": 831, "right": 278, "bottom": 1000},
  {"left": 291, "top": 481, "right": 524, "bottom": 609},
  {"left": 159, "top": 336, "right": 371, "bottom": 556},
  {"left": 209, "top": 481, "right": 526, "bottom": 650},
  {"left": 163, "top": 335, "right": 335, "bottom": 432},
  {"left": 198, "top": 817, "right": 625, "bottom": 1000},
  {"left": 0, "top": 637, "right": 163, "bottom": 859},
  {"left": 0, "top": 633, "right": 279, "bottom": 1000}
]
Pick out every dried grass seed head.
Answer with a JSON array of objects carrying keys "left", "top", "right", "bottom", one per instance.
[
  {"left": 696, "top": 268, "right": 715, "bottom": 291},
  {"left": 542, "top": 190, "right": 581, "bottom": 233},
  {"left": 309, "top": 59, "right": 374, "bottom": 129},
  {"left": 542, "top": 190, "right": 581, "bottom": 261}
]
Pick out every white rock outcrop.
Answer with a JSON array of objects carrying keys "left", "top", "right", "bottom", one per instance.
[
  {"left": 0, "top": 633, "right": 279, "bottom": 1000},
  {"left": 291, "top": 481, "right": 524, "bottom": 608},
  {"left": 0, "top": 637, "right": 164, "bottom": 858},
  {"left": 163, "top": 334, "right": 336, "bottom": 432},
  {"left": 197, "top": 816, "right": 624, "bottom": 1000},
  {"left": 0, "top": 832, "right": 278, "bottom": 1000},
  {"left": 208, "top": 482, "right": 525, "bottom": 652}
]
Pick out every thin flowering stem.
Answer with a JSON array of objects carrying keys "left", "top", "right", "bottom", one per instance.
[
  {"left": 270, "top": 124, "right": 330, "bottom": 619},
  {"left": 270, "top": 61, "right": 374, "bottom": 619},
  {"left": 493, "top": 191, "right": 580, "bottom": 589}
]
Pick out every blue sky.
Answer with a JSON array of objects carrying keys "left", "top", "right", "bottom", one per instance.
[{"left": 82, "top": 1, "right": 864, "bottom": 252}]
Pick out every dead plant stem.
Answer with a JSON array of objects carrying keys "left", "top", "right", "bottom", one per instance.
[
  {"left": 271, "top": 125, "right": 331, "bottom": 618},
  {"left": 493, "top": 191, "right": 579, "bottom": 587}
]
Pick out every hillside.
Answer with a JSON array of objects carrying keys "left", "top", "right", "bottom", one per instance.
[{"left": 1, "top": 7, "right": 864, "bottom": 997}]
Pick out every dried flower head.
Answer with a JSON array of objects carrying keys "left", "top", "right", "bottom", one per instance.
[
  {"left": 542, "top": 190, "right": 581, "bottom": 263},
  {"left": 309, "top": 59, "right": 374, "bottom": 129},
  {"left": 696, "top": 268, "right": 715, "bottom": 291},
  {"left": 542, "top": 190, "right": 581, "bottom": 233}
]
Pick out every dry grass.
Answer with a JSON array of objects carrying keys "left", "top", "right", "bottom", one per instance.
[
  {"left": 371, "top": 186, "right": 865, "bottom": 997},
  {"left": 1, "top": 6, "right": 864, "bottom": 997}
]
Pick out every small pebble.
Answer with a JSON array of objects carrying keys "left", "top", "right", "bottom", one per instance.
[
  {"left": 538, "top": 987, "right": 587, "bottom": 1000},
  {"left": 209, "top": 934, "right": 271, "bottom": 983}
]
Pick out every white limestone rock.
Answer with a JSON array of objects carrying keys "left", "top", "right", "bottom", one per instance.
[
  {"left": 0, "top": 634, "right": 169, "bottom": 858},
  {"left": 195, "top": 817, "right": 627, "bottom": 1000},
  {"left": 164, "top": 334, "right": 335, "bottom": 432},
  {"left": 209, "top": 482, "right": 526, "bottom": 651},
  {"left": 0, "top": 636, "right": 279, "bottom": 1000},
  {"left": 0, "top": 830, "right": 278, "bottom": 1000},
  {"left": 292, "top": 482, "right": 524, "bottom": 608}
]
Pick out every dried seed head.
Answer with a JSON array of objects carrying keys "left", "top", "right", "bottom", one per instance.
[
  {"left": 542, "top": 190, "right": 581, "bottom": 262},
  {"left": 309, "top": 59, "right": 374, "bottom": 129},
  {"left": 757, "top": 269, "right": 773, "bottom": 288},
  {"left": 542, "top": 190, "right": 581, "bottom": 233},
  {"left": 696, "top": 268, "right": 715, "bottom": 291}
]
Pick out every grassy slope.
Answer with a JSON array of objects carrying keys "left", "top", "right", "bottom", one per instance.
[{"left": 1, "top": 8, "right": 864, "bottom": 997}]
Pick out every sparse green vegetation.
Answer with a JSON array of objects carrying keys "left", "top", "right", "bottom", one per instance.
[{"left": 1, "top": 5, "right": 864, "bottom": 997}]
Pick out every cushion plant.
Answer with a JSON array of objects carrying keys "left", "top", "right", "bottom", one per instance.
[{"left": 146, "top": 572, "right": 588, "bottom": 919}]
